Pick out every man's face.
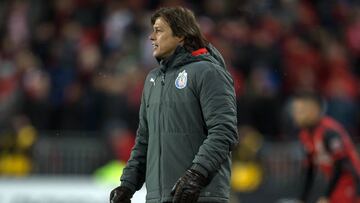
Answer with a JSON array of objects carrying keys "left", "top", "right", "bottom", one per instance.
[
  {"left": 149, "top": 17, "right": 183, "bottom": 59},
  {"left": 291, "top": 99, "right": 321, "bottom": 128}
]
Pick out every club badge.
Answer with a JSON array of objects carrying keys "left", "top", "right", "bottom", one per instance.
[{"left": 175, "top": 70, "right": 187, "bottom": 89}]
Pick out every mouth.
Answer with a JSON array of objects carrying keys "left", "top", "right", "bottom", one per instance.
[{"left": 152, "top": 43, "right": 159, "bottom": 50}]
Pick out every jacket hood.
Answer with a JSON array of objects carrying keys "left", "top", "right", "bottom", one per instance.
[
  {"left": 159, "top": 43, "right": 226, "bottom": 71},
  {"left": 205, "top": 43, "right": 226, "bottom": 69}
]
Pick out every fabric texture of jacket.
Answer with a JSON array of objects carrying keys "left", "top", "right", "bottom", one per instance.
[{"left": 120, "top": 44, "right": 238, "bottom": 203}]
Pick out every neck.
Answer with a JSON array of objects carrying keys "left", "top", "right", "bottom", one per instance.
[{"left": 159, "top": 46, "right": 183, "bottom": 65}]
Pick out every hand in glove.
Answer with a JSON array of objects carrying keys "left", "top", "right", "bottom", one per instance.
[
  {"left": 171, "top": 169, "right": 208, "bottom": 203},
  {"left": 110, "top": 186, "right": 133, "bottom": 203}
]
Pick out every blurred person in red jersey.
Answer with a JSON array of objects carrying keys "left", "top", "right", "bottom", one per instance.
[{"left": 291, "top": 92, "right": 360, "bottom": 203}]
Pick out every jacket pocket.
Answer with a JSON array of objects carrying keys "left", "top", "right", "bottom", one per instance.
[{"left": 161, "top": 132, "right": 197, "bottom": 190}]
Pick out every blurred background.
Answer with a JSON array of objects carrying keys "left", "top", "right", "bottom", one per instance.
[{"left": 0, "top": 0, "right": 360, "bottom": 202}]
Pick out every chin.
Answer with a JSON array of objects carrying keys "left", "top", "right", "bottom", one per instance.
[
  {"left": 153, "top": 52, "right": 160, "bottom": 58},
  {"left": 154, "top": 54, "right": 165, "bottom": 60}
]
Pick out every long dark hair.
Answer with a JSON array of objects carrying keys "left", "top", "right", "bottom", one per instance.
[{"left": 151, "top": 7, "right": 208, "bottom": 52}]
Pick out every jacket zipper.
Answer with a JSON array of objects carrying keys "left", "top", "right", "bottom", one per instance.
[{"left": 159, "top": 69, "right": 165, "bottom": 201}]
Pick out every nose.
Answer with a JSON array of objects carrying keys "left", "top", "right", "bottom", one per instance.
[{"left": 149, "top": 32, "right": 155, "bottom": 41}]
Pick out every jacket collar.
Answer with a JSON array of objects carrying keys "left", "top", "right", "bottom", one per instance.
[
  {"left": 159, "top": 46, "right": 190, "bottom": 72},
  {"left": 191, "top": 48, "right": 208, "bottom": 56},
  {"left": 157, "top": 45, "right": 216, "bottom": 72}
]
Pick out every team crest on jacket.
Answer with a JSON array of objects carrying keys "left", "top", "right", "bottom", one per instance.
[{"left": 175, "top": 70, "right": 187, "bottom": 89}]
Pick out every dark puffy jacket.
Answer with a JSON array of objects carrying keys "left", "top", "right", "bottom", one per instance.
[{"left": 120, "top": 44, "right": 238, "bottom": 203}]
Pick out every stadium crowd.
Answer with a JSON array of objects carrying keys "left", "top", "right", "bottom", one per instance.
[{"left": 0, "top": 0, "right": 360, "bottom": 167}]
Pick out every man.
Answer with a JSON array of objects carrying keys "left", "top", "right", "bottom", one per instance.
[
  {"left": 290, "top": 92, "right": 360, "bottom": 203},
  {"left": 109, "top": 7, "right": 238, "bottom": 203}
]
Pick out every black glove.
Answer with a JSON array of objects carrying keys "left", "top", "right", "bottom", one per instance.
[
  {"left": 171, "top": 169, "right": 208, "bottom": 203},
  {"left": 110, "top": 186, "right": 133, "bottom": 203}
]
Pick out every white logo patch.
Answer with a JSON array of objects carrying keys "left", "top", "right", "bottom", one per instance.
[
  {"left": 175, "top": 70, "right": 188, "bottom": 89},
  {"left": 150, "top": 77, "right": 155, "bottom": 86}
]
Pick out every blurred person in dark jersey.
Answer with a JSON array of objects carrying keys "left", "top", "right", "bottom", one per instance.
[{"left": 291, "top": 92, "right": 360, "bottom": 203}]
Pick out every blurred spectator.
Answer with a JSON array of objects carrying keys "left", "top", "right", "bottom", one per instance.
[
  {"left": 103, "top": 1, "right": 133, "bottom": 52},
  {"left": 345, "top": 7, "right": 360, "bottom": 76},
  {"left": 20, "top": 57, "right": 51, "bottom": 130},
  {"left": 107, "top": 126, "right": 135, "bottom": 162},
  {"left": 0, "top": 115, "right": 37, "bottom": 176},
  {"left": 6, "top": 0, "right": 30, "bottom": 50},
  {"left": 0, "top": 60, "right": 21, "bottom": 130}
]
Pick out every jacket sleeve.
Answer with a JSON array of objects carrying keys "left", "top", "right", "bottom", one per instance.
[
  {"left": 191, "top": 64, "right": 239, "bottom": 176},
  {"left": 120, "top": 89, "right": 148, "bottom": 193}
]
